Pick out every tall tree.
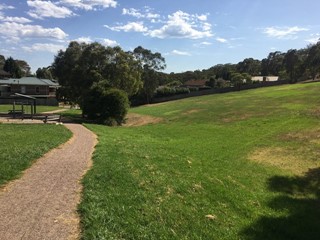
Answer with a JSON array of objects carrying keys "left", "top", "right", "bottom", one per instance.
[
  {"left": 52, "top": 42, "right": 142, "bottom": 106},
  {"left": 236, "top": 58, "right": 261, "bottom": 75},
  {"left": 132, "top": 46, "right": 166, "bottom": 103},
  {"left": 15, "top": 60, "right": 31, "bottom": 77},
  {"left": 261, "top": 51, "right": 285, "bottom": 76},
  {"left": 283, "top": 49, "right": 300, "bottom": 83},
  {"left": 0, "top": 55, "right": 5, "bottom": 70},
  {"left": 306, "top": 41, "right": 320, "bottom": 80},
  {"left": 36, "top": 67, "right": 53, "bottom": 79},
  {"left": 3, "top": 57, "right": 22, "bottom": 78}
]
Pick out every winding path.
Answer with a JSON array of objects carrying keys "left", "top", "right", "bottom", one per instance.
[{"left": 0, "top": 124, "right": 97, "bottom": 240}]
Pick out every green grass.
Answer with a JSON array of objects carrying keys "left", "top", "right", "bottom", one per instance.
[
  {"left": 79, "top": 83, "right": 320, "bottom": 239},
  {"left": 0, "top": 124, "right": 71, "bottom": 186},
  {"left": 0, "top": 104, "right": 62, "bottom": 113}
]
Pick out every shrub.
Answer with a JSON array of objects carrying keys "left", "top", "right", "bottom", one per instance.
[
  {"left": 175, "top": 87, "right": 190, "bottom": 94},
  {"left": 189, "top": 87, "right": 199, "bottom": 92},
  {"left": 83, "top": 84, "right": 129, "bottom": 125},
  {"left": 155, "top": 86, "right": 176, "bottom": 97}
]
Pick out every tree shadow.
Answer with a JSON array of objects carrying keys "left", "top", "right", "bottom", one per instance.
[{"left": 241, "top": 168, "right": 320, "bottom": 240}]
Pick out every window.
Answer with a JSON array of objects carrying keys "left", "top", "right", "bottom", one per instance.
[
  {"left": 36, "top": 86, "right": 40, "bottom": 94},
  {"left": 21, "top": 86, "right": 26, "bottom": 94}
]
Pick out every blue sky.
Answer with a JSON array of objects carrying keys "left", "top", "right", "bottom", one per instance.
[{"left": 0, "top": 0, "right": 319, "bottom": 73}]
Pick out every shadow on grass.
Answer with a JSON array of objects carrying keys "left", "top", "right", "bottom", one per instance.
[{"left": 241, "top": 168, "right": 320, "bottom": 240}]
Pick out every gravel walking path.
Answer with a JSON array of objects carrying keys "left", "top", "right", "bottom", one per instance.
[{"left": 0, "top": 124, "right": 97, "bottom": 240}]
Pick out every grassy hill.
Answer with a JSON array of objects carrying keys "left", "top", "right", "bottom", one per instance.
[{"left": 80, "top": 82, "right": 320, "bottom": 239}]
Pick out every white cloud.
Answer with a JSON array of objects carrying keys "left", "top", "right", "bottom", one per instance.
[
  {"left": 305, "top": 33, "right": 320, "bottom": 44},
  {"left": 216, "top": 37, "right": 227, "bottom": 43},
  {"left": 122, "top": 7, "right": 160, "bottom": 19},
  {"left": 22, "top": 43, "right": 65, "bottom": 53},
  {"left": 0, "top": 16, "right": 32, "bottom": 24},
  {"left": 59, "top": 0, "right": 117, "bottom": 10},
  {"left": 148, "top": 11, "right": 213, "bottom": 39},
  {"left": 105, "top": 22, "right": 148, "bottom": 32},
  {"left": 200, "top": 41, "right": 212, "bottom": 45},
  {"left": 101, "top": 38, "right": 119, "bottom": 47},
  {"left": 0, "top": 22, "right": 68, "bottom": 41},
  {"left": 172, "top": 50, "right": 191, "bottom": 56},
  {"left": 263, "top": 26, "right": 309, "bottom": 39},
  {"left": 0, "top": 4, "right": 14, "bottom": 10},
  {"left": 197, "top": 14, "right": 208, "bottom": 21},
  {"left": 27, "top": 0, "right": 74, "bottom": 19},
  {"left": 74, "top": 36, "right": 93, "bottom": 43}
]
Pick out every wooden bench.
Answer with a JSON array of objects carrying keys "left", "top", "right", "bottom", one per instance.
[{"left": 43, "top": 115, "right": 62, "bottom": 124}]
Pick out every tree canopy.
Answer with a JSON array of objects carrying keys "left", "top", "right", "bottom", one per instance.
[{"left": 52, "top": 42, "right": 143, "bottom": 107}]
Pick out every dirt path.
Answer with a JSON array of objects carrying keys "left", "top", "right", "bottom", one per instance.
[{"left": 0, "top": 124, "right": 97, "bottom": 240}]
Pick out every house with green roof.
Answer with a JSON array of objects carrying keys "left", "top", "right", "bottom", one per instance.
[{"left": 0, "top": 77, "right": 59, "bottom": 105}]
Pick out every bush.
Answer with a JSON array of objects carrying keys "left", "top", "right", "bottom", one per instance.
[
  {"left": 175, "top": 87, "right": 190, "bottom": 94},
  {"left": 83, "top": 85, "right": 129, "bottom": 125},
  {"left": 155, "top": 86, "right": 176, "bottom": 97},
  {"left": 189, "top": 87, "right": 199, "bottom": 92}
]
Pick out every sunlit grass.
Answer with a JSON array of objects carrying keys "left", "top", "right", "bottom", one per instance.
[
  {"left": 0, "top": 124, "right": 71, "bottom": 186},
  {"left": 79, "top": 82, "right": 320, "bottom": 239}
]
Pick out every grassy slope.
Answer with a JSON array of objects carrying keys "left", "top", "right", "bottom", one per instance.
[
  {"left": 80, "top": 83, "right": 320, "bottom": 239},
  {"left": 0, "top": 124, "right": 71, "bottom": 186}
]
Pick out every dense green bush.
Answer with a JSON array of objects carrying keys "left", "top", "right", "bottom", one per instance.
[
  {"left": 175, "top": 87, "right": 190, "bottom": 94},
  {"left": 189, "top": 87, "right": 199, "bottom": 92},
  {"left": 83, "top": 83, "right": 129, "bottom": 125},
  {"left": 155, "top": 86, "right": 176, "bottom": 97}
]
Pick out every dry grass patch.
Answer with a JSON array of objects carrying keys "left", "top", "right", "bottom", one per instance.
[
  {"left": 124, "top": 113, "right": 163, "bottom": 127},
  {"left": 249, "top": 145, "right": 320, "bottom": 175},
  {"left": 310, "top": 108, "right": 320, "bottom": 118},
  {"left": 249, "top": 128, "right": 320, "bottom": 175},
  {"left": 280, "top": 128, "right": 320, "bottom": 145},
  {"left": 182, "top": 109, "right": 203, "bottom": 115}
]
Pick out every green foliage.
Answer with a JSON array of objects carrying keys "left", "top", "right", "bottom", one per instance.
[
  {"left": 283, "top": 49, "right": 300, "bottom": 83},
  {"left": 3, "top": 57, "right": 22, "bottom": 78},
  {"left": 175, "top": 87, "right": 190, "bottom": 94},
  {"left": 52, "top": 42, "right": 142, "bottom": 104},
  {"left": 306, "top": 41, "right": 320, "bottom": 80},
  {"left": 133, "top": 46, "right": 166, "bottom": 103},
  {"left": 83, "top": 83, "right": 129, "bottom": 125},
  {"left": 36, "top": 67, "right": 53, "bottom": 79},
  {"left": 0, "top": 55, "right": 5, "bottom": 70},
  {"left": 80, "top": 82, "right": 320, "bottom": 239},
  {"left": 166, "top": 80, "right": 182, "bottom": 87},
  {"left": 155, "top": 86, "right": 176, "bottom": 96},
  {"left": 0, "top": 124, "right": 71, "bottom": 186}
]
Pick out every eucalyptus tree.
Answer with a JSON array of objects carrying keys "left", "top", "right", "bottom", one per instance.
[
  {"left": 132, "top": 46, "right": 166, "bottom": 103},
  {"left": 306, "top": 41, "right": 320, "bottom": 80}
]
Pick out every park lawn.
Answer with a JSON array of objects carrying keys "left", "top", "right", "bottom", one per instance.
[
  {"left": 0, "top": 124, "right": 71, "bottom": 186},
  {"left": 79, "top": 82, "right": 320, "bottom": 239},
  {"left": 0, "top": 104, "right": 62, "bottom": 113}
]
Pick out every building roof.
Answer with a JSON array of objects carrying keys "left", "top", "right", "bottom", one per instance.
[{"left": 0, "top": 77, "right": 59, "bottom": 86}]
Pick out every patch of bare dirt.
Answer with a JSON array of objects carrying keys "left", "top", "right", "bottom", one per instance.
[
  {"left": 124, "top": 113, "right": 163, "bottom": 127},
  {"left": 182, "top": 109, "right": 203, "bottom": 115}
]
